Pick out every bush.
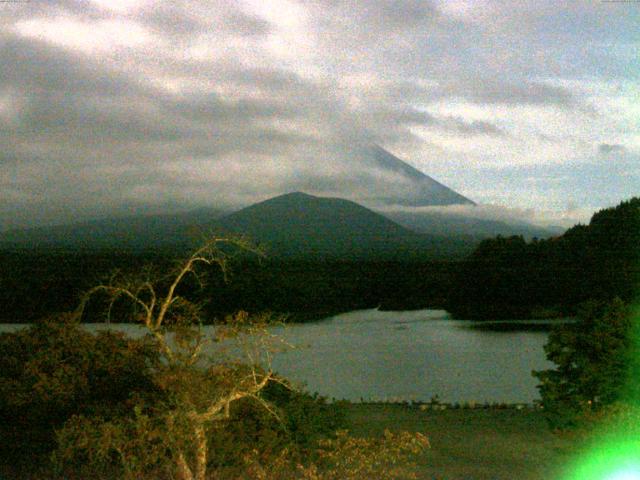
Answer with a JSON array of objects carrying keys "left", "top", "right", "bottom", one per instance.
[
  {"left": 0, "top": 315, "right": 159, "bottom": 457},
  {"left": 234, "top": 429, "right": 430, "bottom": 480},
  {"left": 54, "top": 378, "right": 348, "bottom": 478},
  {"left": 204, "top": 380, "right": 346, "bottom": 467}
]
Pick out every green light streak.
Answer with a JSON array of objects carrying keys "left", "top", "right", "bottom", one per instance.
[
  {"left": 561, "top": 304, "right": 640, "bottom": 480},
  {"left": 561, "top": 437, "right": 640, "bottom": 480}
]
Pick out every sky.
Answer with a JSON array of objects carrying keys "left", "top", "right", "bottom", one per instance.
[{"left": 0, "top": 0, "right": 638, "bottom": 230}]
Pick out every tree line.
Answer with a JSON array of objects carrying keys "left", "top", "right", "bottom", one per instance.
[
  {"left": 0, "top": 249, "right": 455, "bottom": 324},
  {"left": 447, "top": 198, "right": 640, "bottom": 319},
  {"left": 2, "top": 197, "right": 637, "bottom": 324}
]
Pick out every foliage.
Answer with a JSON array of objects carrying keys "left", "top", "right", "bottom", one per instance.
[
  {"left": 305, "top": 429, "right": 429, "bottom": 480},
  {"left": 225, "top": 429, "right": 429, "bottom": 480},
  {"left": 53, "top": 406, "right": 171, "bottom": 479},
  {"left": 0, "top": 247, "right": 456, "bottom": 324},
  {"left": 533, "top": 298, "right": 637, "bottom": 429},
  {"left": 261, "top": 381, "right": 346, "bottom": 449},
  {"left": 448, "top": 197, "right": 640, "bottom": 319},
  {"left": 0, "top": 315, "right": 159, "bottom": 455},
  {"left": 54, "top": 382, "right": 348, "bottom": 479},
  {"left": 54, "top": 238, "right": 351, "bottom": 480},
  {"left": 203, "top": 380, "right": 346, "bottom": 468}
]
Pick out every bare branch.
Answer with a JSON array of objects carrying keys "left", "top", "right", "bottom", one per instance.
[
  {"left": 196, "top": 369, "right": 274, "bottom": 424},
  {"left": 74, "top": 236, "right": 282, "bottom": 480}
]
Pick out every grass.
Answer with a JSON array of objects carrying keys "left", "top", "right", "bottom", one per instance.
[{"left": 343, "top": 403, "right": 575, "bottom": 480}]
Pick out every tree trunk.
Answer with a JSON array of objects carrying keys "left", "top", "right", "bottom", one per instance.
[{"left": 195, "top": 424, "right": 208, "bottom": 480}]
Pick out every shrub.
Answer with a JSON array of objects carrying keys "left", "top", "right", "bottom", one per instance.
[
  {"left": 235, "top": 429, "right": 430, "bottom": 480},
  {"left": 0, "top": 314, "right": 159, "bottom": 457},
  {"left": 54, "top": 383, "right": 348, "bottom": 479}
]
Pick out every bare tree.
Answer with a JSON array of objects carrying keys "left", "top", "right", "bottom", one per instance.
[{"left": 74, "top": 237, "right": 288, "bottom": 480}]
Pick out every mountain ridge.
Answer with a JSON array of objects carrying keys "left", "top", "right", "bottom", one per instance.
[
  {"left": 0, "top": 192, "right": 476, "bottom": 259},
  {"left": 362, "top": 146, "right": 476, "bottom": 207},
  {"left": 0, "top": 191, "right": 559, "bottom": 257},
  {"left": 214, "top": 191, "right": 464, "bottom": 260}
]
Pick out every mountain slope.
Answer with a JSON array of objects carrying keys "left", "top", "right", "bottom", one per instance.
[
  {"left": 0, "top": 208, "right": 227, "bottom": 250},
  {"left": 216, "top": 192, "right": 472, "bottom": 259},
  {"left": 360, "top": 146, "right": 475, "bottom": 207},
  {"left": 0, "top": 192, "right": 478, "bottom": 259}
]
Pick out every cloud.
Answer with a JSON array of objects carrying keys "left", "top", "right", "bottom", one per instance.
[
  {"left": 310, "top": 0, "right": 440, "bottom": 33},
  {"left": 0, "top": 0, "right": 637, "bottom": 229},
  {"left": 598, "top": 143, "right": 627, "bottom": 155},
  {"left": 443, "top": 117, "right": 507, "bottom": 136},
  {"left": 136, "top": 1, "right": 272, "bottom": 38},
  {"left": 445, "top": 79, "right": 575, "bottom": 106},
  {"left": 0, "top": 34, "right": 137, "bottom": 95},
  {"left": 375, "top": 202, "right": 584, "bottom": 229}
]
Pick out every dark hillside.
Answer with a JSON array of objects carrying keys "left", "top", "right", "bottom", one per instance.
[
  {"left": 447, "top": 197, "right": 640, "bottom": 319},
  {"left": 0, "top": 208, "right": 227, "bottom": 250},
  {"left": 216, "top": 192, "right": 474, "bottom": 260}
]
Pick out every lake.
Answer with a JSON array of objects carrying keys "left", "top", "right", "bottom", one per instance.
[{"left": 0, "top": 309, "right": 556, "bottom": 403}]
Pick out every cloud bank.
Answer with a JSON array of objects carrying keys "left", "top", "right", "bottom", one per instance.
[{"left": 0, "top": 0, "right": 638, "bottom": 229}]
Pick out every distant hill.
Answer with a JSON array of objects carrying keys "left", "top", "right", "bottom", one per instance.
[
  {"left": 0, "top": 192, "right": 477, "bottom": 260},
  {"left": 0, "top": 208, "right": 227, "bottom": 250},
  {"left": 381, "top": 210, "right": 562, "bottom": 240},
  {"left": 216, "top": 192, "right": 474, "bottom": 260}
]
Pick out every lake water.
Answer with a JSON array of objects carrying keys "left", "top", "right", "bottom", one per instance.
[{"left": 0, "top": 309, "right": 556, "bottom": 404}]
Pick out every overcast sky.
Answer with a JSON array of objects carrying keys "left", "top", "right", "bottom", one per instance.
[{"left": 1, "top": 0, "right": 638, "bottom": 230}]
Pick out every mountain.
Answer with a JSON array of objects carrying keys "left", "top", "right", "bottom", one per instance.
[
  {"left": 215, "top": 192, "right": 472, "bottom": 259},
  {"left": 356, "top": 147, "right": 559, "bottom": 239},
  {"left": 357, "top": 146, "right": 476, "bottom": 207},
  {"left": 0, "top": 192, "right": 476, "bottom": 259},
  {"left": 0, "top": 208, "right": 227, "bottom": 250}
]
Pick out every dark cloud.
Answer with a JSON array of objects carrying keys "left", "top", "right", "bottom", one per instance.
[
  {"left": 0, "top": 33, "right": 192, "bottom": 159},
  {"left": 137, "top": 5, "right": 215, "bottom": 36},
  {"left": 442, "top": 79, "right": 575, "bottom": 106},
  {"left": 225, "top": 11, "right": 272, "bottom": 36},
  {"left": 0, "top": 34, "right": 139, "bottom": 95},
  {"left": 312, "top": 0, "right": 439, "bottom": 34},
  {"left": 447, "top": 118, "right": 506, "bottom": 137},
  {"left": 382, "top": 107, "right": 506, "bottom": 136},
  {"left": 0, "top": 31, "right": 322, "bottom": 151},
  {"left": 387, "top": 76, "right": 574, "bottom": 108},
  {"left": 136, "top": 2, "right": 272, "bottom": 37},
  {"left": 598, "top": 143, "right": 627, "bottom": 155},
  {"left": 0, "top": 0, "right": 107, "bottom": 26}
]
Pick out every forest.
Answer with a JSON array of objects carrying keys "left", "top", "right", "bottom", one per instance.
[
  {"left": 0, "top": 250, "right": 455, "bottom": 324},
  {"left": 446, "top": 197, "right": 640, "bottom": 319},
  {"left": 1, "top": 198, "right": 638, "bottom": 324}
]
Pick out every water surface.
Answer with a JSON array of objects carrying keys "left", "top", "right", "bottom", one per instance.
[
  {"left": 268, "top": 309, "right": 553, "bottom": 403},
  {"left": 1, "top": 309, "right": 556, "bottom": 403}
]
